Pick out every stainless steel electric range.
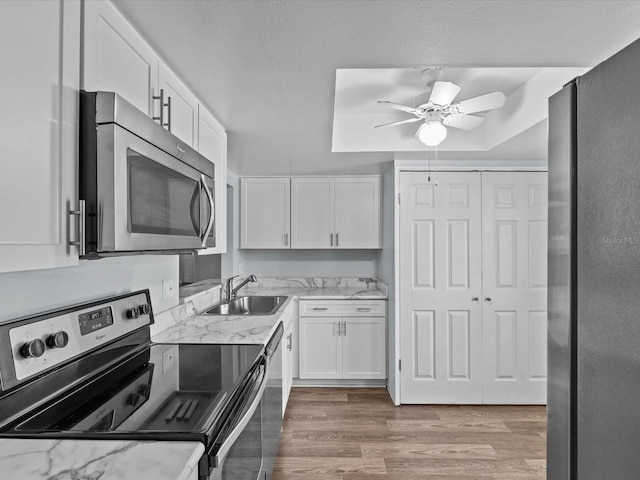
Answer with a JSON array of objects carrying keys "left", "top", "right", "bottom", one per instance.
[{"left": 0, "top": 290, "right": 269, "bottom": 480}]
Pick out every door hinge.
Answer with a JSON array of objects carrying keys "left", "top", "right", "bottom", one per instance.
[
  {"left": 398, "top": 192, "right": 401, "bottom": 205},
  {"left": 398, "top": 359, "right": 402, "bottom": 371}
]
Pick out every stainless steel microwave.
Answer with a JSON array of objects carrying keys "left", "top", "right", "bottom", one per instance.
[{"left": 80, "top": 91, "right": 215, "bottom": 257}]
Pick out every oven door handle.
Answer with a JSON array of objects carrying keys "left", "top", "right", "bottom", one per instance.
[
  {"left": 213, "top": 358, "right": 267, "bottom": 467},
  {"left": 200, "top": 174, "right": 215, "bottom": 248}
]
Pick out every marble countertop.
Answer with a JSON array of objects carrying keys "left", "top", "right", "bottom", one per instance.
[
  {"left": 0, "top": 439, "right": 203, "bottom": 480},
  {"left": 152, "top": 284, "right": 387, "bottom": 346}
]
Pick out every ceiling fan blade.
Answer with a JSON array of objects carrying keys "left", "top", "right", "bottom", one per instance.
[
  {"left": 375, "top": 117, "right": 422, "bottom": 128},
  {"left": 428, "top": 81, "right": 461, "bottom": 107},
  {"left": 377, "top": 100, "right": 418, "bottom": 114},
  {"left": 443, "top": 114, "right": 485, "bottom": 130},
  {"left": 451, "top": 91, "right": 506, "bottom": 114}
]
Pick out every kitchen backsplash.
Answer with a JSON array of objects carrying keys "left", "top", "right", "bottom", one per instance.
[{"left": 250, "top": 277, "right": 386, "bottom": 293}]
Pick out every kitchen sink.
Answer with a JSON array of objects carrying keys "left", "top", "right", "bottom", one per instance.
[{"left": 205, "top": 296, "right": 288, "bottom": 316}]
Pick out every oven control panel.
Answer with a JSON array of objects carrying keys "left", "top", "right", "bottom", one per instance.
[{"left": 8, "top": 291, "right": 153, "bottom": 381}]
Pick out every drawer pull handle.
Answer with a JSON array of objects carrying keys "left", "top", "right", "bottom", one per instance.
[
  {"left": 356, "top": 308, "right": 371, "bottom": 312},
  {"left": 312, "top": 307, "right": 328, "bottom": 311}
]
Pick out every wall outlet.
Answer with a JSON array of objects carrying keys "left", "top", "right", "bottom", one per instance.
[
  {"left": 162, "top": 279, "right": 174, "bottom": 300},
  {"left": 162, "top": 348, "right": 175, "bottom": 374}
]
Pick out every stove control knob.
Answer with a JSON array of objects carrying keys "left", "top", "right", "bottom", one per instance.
[
  {"left": 137, "top": 304, "right": 151, "bottom": 315},
  {"left": 46, "top": 331, "right": 69, "bottom": 349},
  {"left": 126, "top": 307, "right": 140, "bottom": 320},
  {"left": 127, "top": 393, "right": 142, "bottom": 407},
  {"left": 20, "top": 339, "right": 46, "bottom": 359},
  {"left": 138, "top": 383, "right": 151, "bottom": 397}
]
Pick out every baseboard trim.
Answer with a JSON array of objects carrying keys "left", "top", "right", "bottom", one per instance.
[{"left": 292, "top": 378, "right": 387, "bottom": 388}]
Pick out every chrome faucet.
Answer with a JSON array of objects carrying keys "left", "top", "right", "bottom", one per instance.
[
  {"left": 224, "top": 275, "right": 239, "bottom": 301},
  {"left": 225, "top": 274, "right": 257, "bottom": 300}
]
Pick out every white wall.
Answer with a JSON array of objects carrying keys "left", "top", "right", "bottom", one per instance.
[
  {"left": 375, "top": 164, "right": 397, "bottom": 403},
  {"left": 239, "top": 250, "right": 378, "bottom": 278},
  {"left": 0, "top": 256, "right": 178, "bottom": 323},
  {"left": 226, "top": 169, "right": 244, "bottom": 278}
]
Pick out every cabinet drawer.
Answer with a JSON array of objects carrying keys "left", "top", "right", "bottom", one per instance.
[{"left": 299, "top": 300, "right": 386, "bottom": 317}]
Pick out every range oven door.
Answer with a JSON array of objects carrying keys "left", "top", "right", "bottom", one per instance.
[
  {"left": 205, "top": 356, "right": 267, "bottom": 480},
  {"left": 92, "top": 123, "right": 215, "bottom": 253}
]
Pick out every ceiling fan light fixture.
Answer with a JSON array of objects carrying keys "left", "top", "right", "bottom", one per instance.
[{"left": 417, "top": 121, "right": 447, "bottom": 146}]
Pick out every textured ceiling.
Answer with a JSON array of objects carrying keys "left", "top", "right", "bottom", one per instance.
[{"left": 114, "top": 0, "right": 640, "bottom": 175}]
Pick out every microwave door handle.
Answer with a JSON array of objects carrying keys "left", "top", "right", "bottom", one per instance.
[
  {"left": 189, "top": 185, "right": 201, "bottom": 237},
  {"left": 212, "top": 360, "right": 267, "bottom": 468},
  {"left": 200, "top": 174, "right": 215, "bottom": 248}
]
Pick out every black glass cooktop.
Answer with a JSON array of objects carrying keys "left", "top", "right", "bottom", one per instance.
[{"left": 6, "top": 343, "right": 264, "bottom": 443}]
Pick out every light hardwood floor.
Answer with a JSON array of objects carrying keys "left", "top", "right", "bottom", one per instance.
[{"left": 273, "top": 387, "right": 546, "bottom": 479}]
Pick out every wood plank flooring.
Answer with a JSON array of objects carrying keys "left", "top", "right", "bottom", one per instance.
[{"left": 273, "top": 388, "right": 546, "bottom": 480}]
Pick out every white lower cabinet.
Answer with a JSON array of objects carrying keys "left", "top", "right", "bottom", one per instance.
[
  {"left": 298, "top": 301, "right": 386, "bottom": 380},
  {"left": 282, "top": 319, "right": 294, "bottom": 414}
]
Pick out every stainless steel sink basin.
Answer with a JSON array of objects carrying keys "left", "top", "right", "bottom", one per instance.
[{"left": 206, "top": 296, "right": 288, "bottom": 315}]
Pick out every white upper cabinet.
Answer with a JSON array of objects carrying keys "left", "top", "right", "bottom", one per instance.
[
  {"left": 291, "top": 178, "right": 335, "bottom": 248},
  {"left": 0, "top": 0, "right": 81, "bottom": 273},
  {"left": 83, "top": 0, "right": 159, "bottom": 116},
  {"left": 334, "top": 177, "right": 382, "bottom": 249},
  {"left": 241, "top": 178, "right": 291, "bottom": 249},
  {"left": 197, "top": 106, "right": 228, "bottom": 254},
  {"left": 290, "top": 176, "right": 382, "bottom": 249},
  {"left": 158, "top": 63, "right": 199, "bottom": 148}
]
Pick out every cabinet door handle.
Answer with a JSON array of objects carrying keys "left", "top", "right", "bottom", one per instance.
[
  {"left": 484, "top": 297, "right": 492, "bottom": 302},
  {"left": 68, "top": 200, "right": 85, "bottom": 256},
  {"left": 152, "top": 89, "right": 164, "bottom": 125},
  {"left": 356, "top": 307, "right": 371, "bottom": 312},
  {"left": 342, "top": 320, "right": 347, "bottom": 336},
  {"left": 330, "top": 233, "right": 333, "bottom": 247},
  {"left": 312, "top": 307, "right": 328, "bottom": 311},
  {"left": 336, "top": 321, "right": 341, "bottom": 336},
  {"left": 471, "top": 297, "right": 479, "bottom": 302},
  {"left": 164, "top": 95, "right": 172, "bottom": 131},
  {"left": 284, "top": 233, "right": 289, "bottom": 246},
  {"left": 336, "top": 232, "right": 339, "bottom": 247},
  {"left": 286, "top": 333, "right": 292, "bottom": 351}
]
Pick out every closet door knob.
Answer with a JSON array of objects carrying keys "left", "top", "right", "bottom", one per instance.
[
  {"left": 485, "top": 297, "right": 492, "bottom": 302},
  {"left": 471, "top": 297, "right": 479, "bottom": 302}
]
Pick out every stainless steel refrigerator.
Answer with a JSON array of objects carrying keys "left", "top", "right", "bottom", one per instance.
[{"left": 548, "top": 36, "right": 640, "bottom": 480}]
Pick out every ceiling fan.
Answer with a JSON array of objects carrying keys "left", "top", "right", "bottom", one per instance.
[{"left": 375, "top": 77, "right": 506, "bottom": 146}]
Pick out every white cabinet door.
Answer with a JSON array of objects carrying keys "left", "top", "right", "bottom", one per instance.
[
  {"left": 334, "top": 177, "right": 381, "bottom": 248},
  {"left": 291, "top": 178, "right": 334, "bottom": 248},
  {"left": 399, "top": 172, "right": 483, "bottom": 404},
  {"left": 0, "top": 0, "right": 81, "bottom": 273},
  {"left": 240, "top": 178, "right": 291, "bottom": 249},
  {"left": 481, "top": 172, "right": 548, "bottom": 404},
  {"left": 282, "top": 320, "right": 294, "bottom": 414},
  {"left": 158, "top": 63, "right": 199, "bottom": 148},
  {"left": 299, "top": 317, "right": 342, "bottom": 379},
  {"left": 197, "top": 106, "right": 227, "bottom": 254},
  {"left": 342, "top": 317, "right": 386, "bottom": 379},
  {"left": 83, "top": 0, "right": 158, "bottom": 117}
]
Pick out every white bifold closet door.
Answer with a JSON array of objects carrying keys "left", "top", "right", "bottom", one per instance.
[
  {"left": 399, "top": 172, "right": 483, "bottom": 404},
  {"left": 481, "top": 172, "right": 548, "bottom": 404},
  {"left": 399, "top": 171, "right": 547, "bottom": 404}
]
